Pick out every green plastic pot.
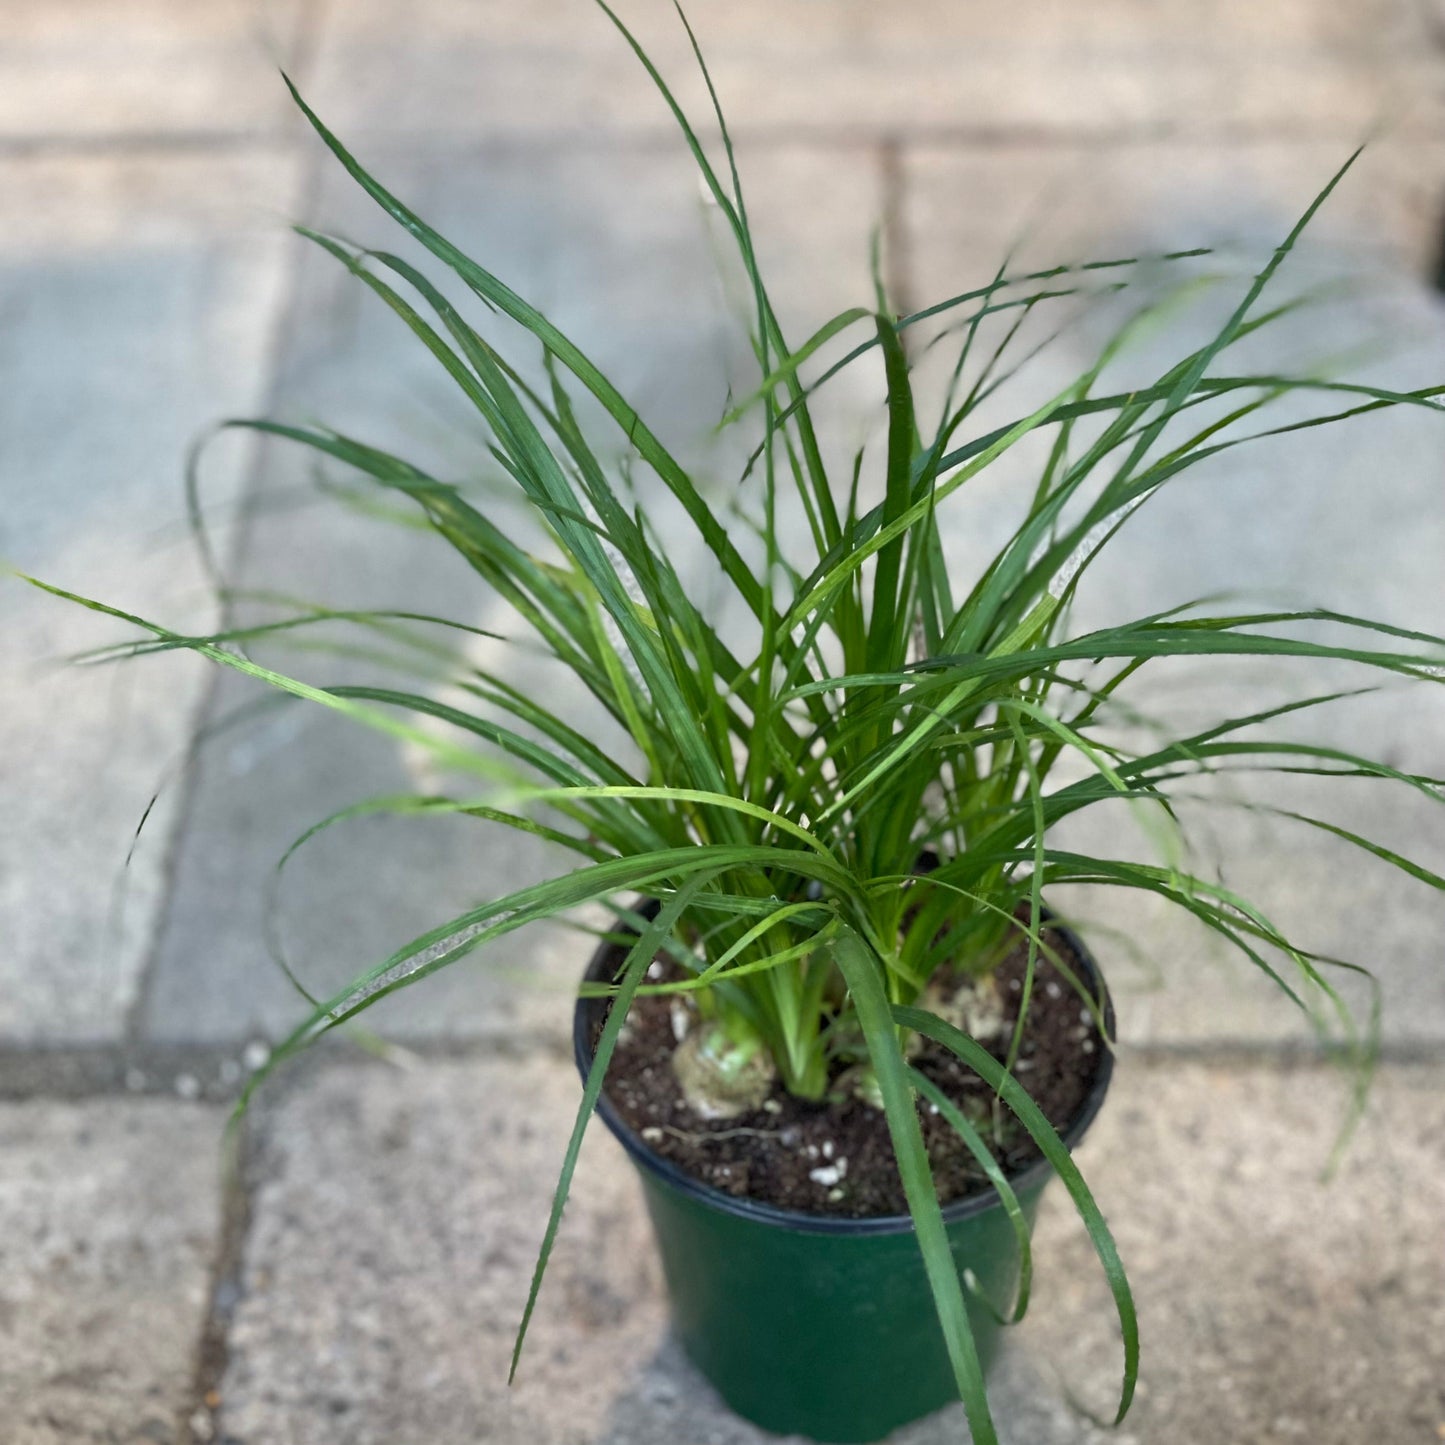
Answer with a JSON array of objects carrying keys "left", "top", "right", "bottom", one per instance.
[{"left": 573, "top": 914, "right": 1113, "bottom": 1444}]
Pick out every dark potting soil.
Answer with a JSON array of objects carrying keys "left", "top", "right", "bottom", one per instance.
[{"left": 597, "top": 928, "right": 1108, "bottom": 1219}]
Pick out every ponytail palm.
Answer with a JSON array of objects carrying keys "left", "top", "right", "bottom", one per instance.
[{"left": 22, "top": 7, "right": 1445, "bottom": 1441}]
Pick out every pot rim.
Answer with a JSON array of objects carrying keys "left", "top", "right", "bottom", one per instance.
[{"left": 573, "top": 900, "right": 1115, "bottom": 1238}]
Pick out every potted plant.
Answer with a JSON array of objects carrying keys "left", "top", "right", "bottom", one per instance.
[{"left": 23, "top": 7, "right": 1445, "bottom": 1443}]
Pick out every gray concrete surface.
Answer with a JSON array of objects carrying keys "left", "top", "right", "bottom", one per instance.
[
  {"left": 1018, "top": 1061, "right": 1445, "bottom": 1442},
  {"left": 0, "top": 1097, "right": 226, "bottom": 1444},
  {"left": 0, "top": 0, "right": 307, "bottom": 143},
  {"left": 5, "top": 0, "right": 1442, "bottom": 1055},
  {"left": 903, "top": 141, "right": 1445, "bottom": 1048},
  {"left": 139, "top": 138, "right": 884, "bottom": 1045},
  {"left": 3, "top": 2, "right": 1445, "bottom": 1442},
  {"left": 209, "top": 1053, "right": 1444, "bottom": 1444},
  {"left": 215, "top": 1053, "right": 1098, "bottom": 1444},
  {"left": 0, "top": 150, "right": 301, "bottom": 1043},
  {"left": 305, "top": 0, "right": 1445, "bottom": 142}
]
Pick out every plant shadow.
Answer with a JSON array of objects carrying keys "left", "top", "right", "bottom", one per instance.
[{"left": 591, "top": 1331, "right": 1102, "bottom": 1445}]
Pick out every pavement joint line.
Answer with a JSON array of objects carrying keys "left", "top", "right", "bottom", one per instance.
[
  {"left": 177, "top": 1116, "right": 256, "bottom": 1445},
  {"left": 1123, "top": 1037, "right": 1444, "bottom": 1067},
  {"left": 878, "top": 132, "right": 917, "bottom": 323},
  {"left": 0, "top": 1033, "right": 1436, "bottom": 1104},
  {"left": 1423, "top": 0, "right": 1445, "bottom": 50},
  {"left": 3, "top": 118, "right": 1443, "bottom": 162},
  {"left": 293, "top": 0, "right": 337, "bottom": 92},
  {"left": 0, "top": 132, "right": 303, "bottom": 159},
  {"left": 0, "top": 1030, "right": 573, "bottom": 1102}
]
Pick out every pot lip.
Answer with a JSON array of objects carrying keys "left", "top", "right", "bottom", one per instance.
[{"left": 572, "top": 899, "right": 1116, "bottom": 1238}]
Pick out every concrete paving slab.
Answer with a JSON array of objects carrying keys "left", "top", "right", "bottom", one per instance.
[
  {"left": 0, "top": 0, "right": 309, "bottom": 144},
  {"left": 304, "top": 0, "right": 1444, "bottom": 144},
  {"left": 1051, "top": 772, "right": 1445, "bottom": 1051},
  {"left": 139, "top": 140, "right": 885, "bottom": 1046},
  {"left": 214, "top": 1052, "right": 1445, "bottom": 1443},
  {"left": 215, "top": 1053, "right": 1094, "bottom": 1444},
  {"left": 904, "top": 138, "right": 1445, "bottom": 297},
  {"left": 0, "top": 1096, "right": 225, "bottom": 1444},
  {"left": 1018, "top": 1060, "right": 1445, "bottom": 1443},
  {"left": 0, "top": 151, "right": 302, "bottom": 1045},
  {"left": 900, "top": 141, "right": 1445, "bottom": 1047}
]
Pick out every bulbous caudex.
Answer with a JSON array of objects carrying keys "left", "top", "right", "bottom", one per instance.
[{"left": 672, "top": 1012, "right": 777, "bottom": 1119}]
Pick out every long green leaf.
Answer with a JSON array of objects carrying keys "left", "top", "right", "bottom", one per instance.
[
  {"left": 511, "top": 872, "right": 713, "bottom": 1380},
  {"left": 896, "top": 1005, "right": 1139, "bottom": 1424},
  {"left": 834, "top": 929, "right": 999, "bottom": 1445}
]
